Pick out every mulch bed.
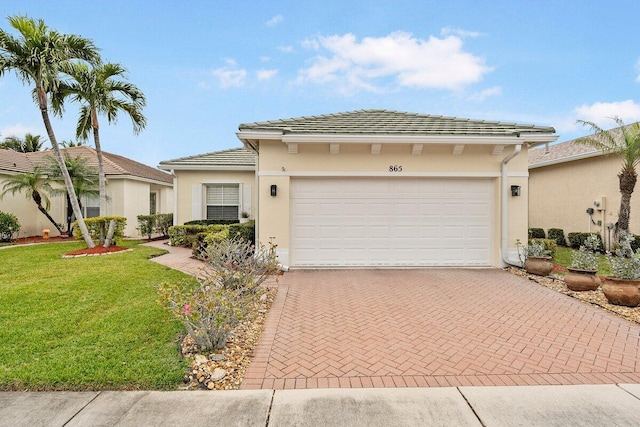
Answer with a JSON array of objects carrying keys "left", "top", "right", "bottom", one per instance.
[{"left": 63, "top": 245, "right": 129, "bottom": 257}]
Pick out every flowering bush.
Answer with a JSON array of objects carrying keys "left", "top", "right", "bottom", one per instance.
[{"left": 157, "top": 237, "right": 279, "bottom": 352}]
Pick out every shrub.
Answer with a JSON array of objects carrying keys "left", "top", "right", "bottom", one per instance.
[
  {"left": 137, "top": 215, "right": 155, "bottom": 240},
  {"left": 547, "top": 228, "right": 566, "bottom": 246},
  {"left": 157, "top": 237, "right": 279, "bottom": 352},
  {"left": 137, "top": 213, "right": 174, "bottom": 240},
  {"left": 528, "top": 228, "right": 545, "bottom": 239},
  {"left": 192, "top": 227, "right": 231, "bottom": 260},
  {"left": 229, "top": 220, "right": 255, "bottom": 246},
  {"left": 184, "top": 219, "right": 238, "bottom": 226},
  {"left": 168, "top": 224, "right": 210, "bottom": 246},
  {"left": 607, "top": 232, "right": 640, "bottom": 279},
  {"left": 528, "top": 238, "right": 557, "bottom": 258},
  {"left": 567, "top": 232, "right": 603, "bottom": 250},
  {"left": 72, "top": 216, "right": 126, "bottom": 243},
  {"left": 570, "top": 234, "right": 601, "bottom": 271},
  {"left": 0, "top": 211, "right": 20, "bottom": 242}
]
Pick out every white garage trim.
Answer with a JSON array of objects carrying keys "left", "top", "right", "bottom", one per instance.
[{"left": 290, "top": 177, "right": 494, "bottom": 267}]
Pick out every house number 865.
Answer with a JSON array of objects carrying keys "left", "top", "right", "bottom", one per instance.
[{"left": 389, "top": 165, "right": 403, "bottom": 172}]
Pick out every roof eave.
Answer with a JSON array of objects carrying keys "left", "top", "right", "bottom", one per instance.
[
  {"left": 529, "top": 151, "right": 603, "bottom": 169},
  {"left": 158, "top": 164, "right": 255, "bottom": 171},
  {"left": 280, "top": 133, "right": 558, "bottom": 145}
]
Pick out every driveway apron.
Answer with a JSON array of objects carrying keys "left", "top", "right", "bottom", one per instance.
[{"left": 242, "top": 269, "right": 640, "bottom": 389}]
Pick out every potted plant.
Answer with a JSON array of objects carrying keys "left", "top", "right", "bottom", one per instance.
[
  {"left": 565, "top": 234, "right": 601, "bottom": 291},
  {"left": 523, "top": 239, "right": 554, "bottom": 276},
  {"left": 239, "top": 212, "right": 250, "bottom": 224},
  {"left": 602, "top": 231, "right": 640, "bottom": 306}
]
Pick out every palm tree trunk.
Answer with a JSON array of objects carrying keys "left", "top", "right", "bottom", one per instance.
[
  {"left": 618, "top": 170, "right": 638, "bottom": 233},
  {"left": 37, "top": 87, "right": 95, "bottom": 248},
  {"left": 31, "top": 191, "right": 64, "bottom": 234},
  {"left": 91, "top": 109, "right": 107, "bottom": 216}
]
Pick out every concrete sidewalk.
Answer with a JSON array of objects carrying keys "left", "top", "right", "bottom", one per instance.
[{"left": 3, "top": 384, "right": 640, "bottom": 426}]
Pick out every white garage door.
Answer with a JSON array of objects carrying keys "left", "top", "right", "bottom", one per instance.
[{"left": 290, "top": 178, "right": 493, "bottom": 267}]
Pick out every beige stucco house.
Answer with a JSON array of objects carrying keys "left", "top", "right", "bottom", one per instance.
[
  {"left": 158, "top": 148, "right": 256, "bottom": 225},
  {"left": 529, "top": 124, "right": 639, "bottom": 247},
  {"left": 0, "top": 146, "right": 173, "bottom": 237},
  {"left": 225, "top": 109, "right": 554, "bottom": 268}
]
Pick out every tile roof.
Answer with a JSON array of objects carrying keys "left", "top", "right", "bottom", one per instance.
[
  {"left": 0, "top": 146, "right": 172, "bottom": 184},
  {"left": 528, "top": 124, "right": 630, "bottom": 168},
  {"left": 158, "top": 147, "right": 255, "bottom": 170},
  {"left": 238, "top": 109, "right": 556, "bottom": 136}
]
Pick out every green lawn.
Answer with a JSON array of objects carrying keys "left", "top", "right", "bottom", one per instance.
[
  {"left": 554, "top": 246, "right": 611, "bottom": 276},
  {"left": 0, "top": 240, "right": 195, "bottom": 390}
]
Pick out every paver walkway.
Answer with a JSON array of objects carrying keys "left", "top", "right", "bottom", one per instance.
[
  {"left": 142, "top": 243, "right": 640, "bottom": 390},
  {"left": 242, "top": 269, "right": 640, "bottom": 389}
]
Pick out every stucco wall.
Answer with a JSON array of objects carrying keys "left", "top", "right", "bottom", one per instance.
[
  {"left": 529, "top": 155, "right": 640, "bottom": 244},
  {"left": 172, "top": 170, "right": 256, "bottom": 225},
  {"left": 256, "top": 140, "right": 530, "bottom": 267}
]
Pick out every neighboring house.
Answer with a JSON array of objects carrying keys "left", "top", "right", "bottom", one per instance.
[
  {"left": 158, "top": 148, "right": 256, "bottom": 225},
  {"left": 529, "top": 125, "right": 638, "bottom": 247},
  {"left": 221, "top": 109, "right": 555, "bottom": 268},
  {"left": 0, "top": 146, "right": 173, "bottom": 237}
]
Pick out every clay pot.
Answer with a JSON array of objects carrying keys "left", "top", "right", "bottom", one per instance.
[
  {"left": 564, "top": 268, "right": 600, "bottom": 292},
  {"left": 524, "top": 256, "right": 554, "bottom": 276},
  {"left": 601, "top": 277, "right": 640, "bottom": 307}
]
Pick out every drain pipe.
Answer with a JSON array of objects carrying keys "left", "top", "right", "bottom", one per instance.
[{"left": 501, "top": 144, "right": 522, "bottom": 267}]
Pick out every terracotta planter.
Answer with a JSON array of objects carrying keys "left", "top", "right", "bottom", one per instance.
[
  {"left": 524, "top": 256, "right": 554, "bottom": 276},
  {"left": 564, "top": 268, "right": 600, "bottom": 291},
  {"left": 601, "top": 277, "right": 640, "bottom": 307}
]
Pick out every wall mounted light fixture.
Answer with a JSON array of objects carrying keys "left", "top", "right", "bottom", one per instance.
[
  {"left": 270, "top": 184, "right": 277, "bottom": 197},
  {"left": 510, "top": 185, "right": 521, "bottom": 197}
]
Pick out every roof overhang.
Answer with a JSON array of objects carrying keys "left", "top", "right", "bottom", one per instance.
[
  {"left": 107, "top": 174, "right": 173, "bottom": 186},
  {"left": 529, "top": 150, "right": 602, "bottom": 169},
  {"left": 158, "top": 164, "right": 255, "bottom": 172}
]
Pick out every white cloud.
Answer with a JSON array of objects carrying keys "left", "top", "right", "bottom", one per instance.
[
  {"left": 256, "top": 69, "right": 278, "bottom": 81},
  {"left": 467, "top": 86, "right": 502, "bottom": 102},
  {"left": 575, "top": 100, "right": 640, "bottom": 125},
  {"left": 210, "top": 65, "right": 247, "bottom": 88},
  {"left": 277, "top": 45, "right": 294, "bottom": 53},
  {"left": 266, "top": 15, "right": 283, "bottom": 27},
  {"left": 260, "top": 56, "right": 271, "bottom": 62},
  {"left": 1, "top": 123, "right": 37, "bottom": 137},
  {"left": 440, "top": 27, "right": 483, "bottom": 38},
  {"left": 297, "top": 31, "right": 492, "bottom": 92}
]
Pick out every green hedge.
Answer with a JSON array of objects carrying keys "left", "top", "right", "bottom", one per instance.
[
  {"left": 137, "top": 213, "right": 173, "bottom": 239},
  {"left": 528, "top": 228, "right": 545, "bottom": 239},
  {"left": 229, "top": 221, "right": 255, "bottom": 245},
  {"left": 529, "top": 238, "right": 557, "bottom": 258},
  {"left": 567, "top": 232, "right": 603, "bottom": 250},
  {"left": 72, "top": 216, "right": 126, "bottom": 243},
  {"left": 168, "top": 224, "right": 229, "bottom": 247},
  {"left": 547, "top": 228, "right": 566, "bottom": 246},
  {"left": 0, "top": 211, "right": 20, "bottom": 242}
]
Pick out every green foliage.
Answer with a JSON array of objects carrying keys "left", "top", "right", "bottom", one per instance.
[
  {"left": 192, "top": 227, "right": 230, "bottom": 260},
  {"left": 228, "top": 220, "right": 255, "bottom": 245},
  {"left": 72, "top": 216, "right": 126, "bottom": 242},
  {"left": 570, "top": 234, "right": 600, "bottom": 271},
  {"left": 607, "top": 232, "right": 640, "bottom": 280},
  {"left": 137, "top": 213, "right": 173, "bottom": 240},
  {"left": 526, "top": 239, "right": 553, "bottom": 258},
  {"left": 567, "top": 232, "right": 603, "bottom": 250},
  {"left": 0, "top": 241, "right": 190, "bottom": 390},
  {"left": 168, "top": 224, "right": 228, "bottom": 247},
  {"left": 184, "top": 219, "right": 238, "bottom": 226},
  {"left": 0, "top": 211, "right": 20, "bottom": 242},
  {"left": 528, "top": 228, "right": 546, "bottom": 239},
  {"left": 158, "top": 237, "right": 279, "bottom": 352},
  {"left": 547, "top": 228, "right": 566, "bottom": 246}
]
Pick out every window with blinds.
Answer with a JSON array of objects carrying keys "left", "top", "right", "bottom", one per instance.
[{"left": 206, "top": 184, "right": 239, "bottom": 220}]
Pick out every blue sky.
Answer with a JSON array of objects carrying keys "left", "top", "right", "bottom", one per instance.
[{"left": 1, "top": 0, "right": 640, "bottom": 167}]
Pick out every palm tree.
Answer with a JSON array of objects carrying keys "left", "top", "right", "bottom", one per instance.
[
  {"left": 0, "top": 133, "right": 45, "bottom": 152},
  {"left": 0, "top": 15, "right": 99, "bottom": 248},
  {"left": 45, "top": 153, "right": 99, "bottom": 233},
  {"left": 576, "top": 117, "right": 640, "bottom": 236},
  {"left": 0, "top": 166, "right": 64, "bottom": 234},
  {"left": 52, "top": 62, "right": 146, "bottom": 216}
]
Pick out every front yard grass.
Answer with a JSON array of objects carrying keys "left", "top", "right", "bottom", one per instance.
[
  {"left": 0, "top": 240, "right": 195, "bottom": 390},
  {"left": 553, "top": 246, "right": 611, "bottom": 277}
]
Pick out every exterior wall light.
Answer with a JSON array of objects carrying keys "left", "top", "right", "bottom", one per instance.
[
  {"left": 510, "top": 185, "right": 521, "bottom": 197},
  {"left": 270, "top": 184, "right": 277, "bottom": 197}
]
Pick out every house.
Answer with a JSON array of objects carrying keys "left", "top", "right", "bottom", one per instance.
[
  {"left": 158, "top": 148, "right": 256, "bottom": 225},
  {"left": 529, "top": 124, "right": 639, "bottom": 246},
  {"left": 160, "top": 109, "right": 556, "bottom": 268},
  {"left": 0, "top": 146, "right": 173, "bottom": 237}
]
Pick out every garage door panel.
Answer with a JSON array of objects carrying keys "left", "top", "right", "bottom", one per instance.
[{"left": 291, "top": 178, "right": 493, "bottom": 267}]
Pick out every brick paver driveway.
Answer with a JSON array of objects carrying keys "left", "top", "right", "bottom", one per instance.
[{"left": 242, "top": 269, "right": 640, "bottom": 389}]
